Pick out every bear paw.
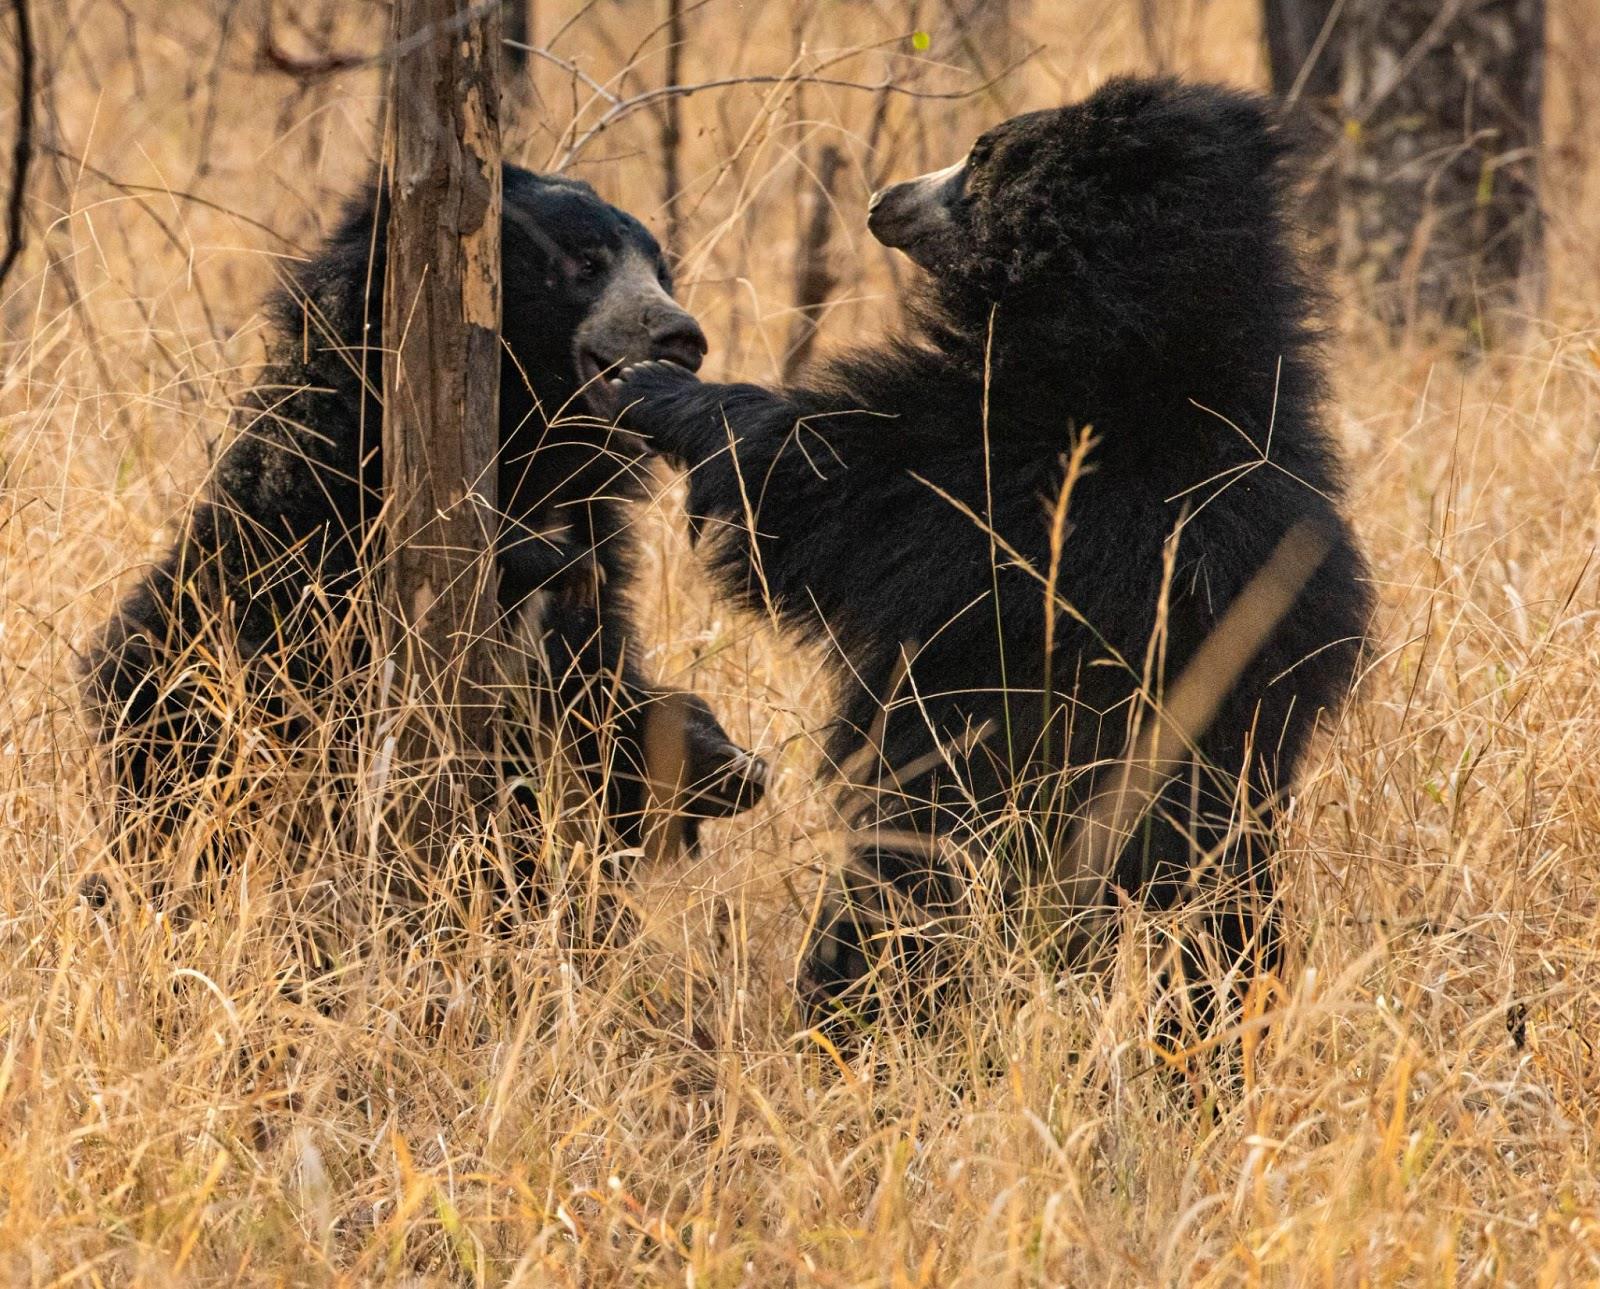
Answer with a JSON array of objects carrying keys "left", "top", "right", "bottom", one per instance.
[{"left": 609, "top": 357, "right": 700, "bottom": 398}]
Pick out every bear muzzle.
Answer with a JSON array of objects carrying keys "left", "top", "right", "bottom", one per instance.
[
  {"left": 574, "top": 248, "right": 707, "bottom": 411},
  {"left": 868, "top": 156, "right": 967, "bottom": 269}
]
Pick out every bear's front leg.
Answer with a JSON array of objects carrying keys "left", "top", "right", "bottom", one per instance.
[
  {"left": 798, "top": 841, "right": 966, "bottom": 1039},
  {"left": 496, "top": 518, "right": 590, "bottom": 616},
  {"left": 612, "top": 361, "right": 795, "bottom": 471},
  {"left": 609, "top": 359, "right": 719, "bottom": 467}
]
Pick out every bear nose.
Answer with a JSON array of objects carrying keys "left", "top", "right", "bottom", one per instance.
[
  {"left": 648, "top": 310, "right": 708, "bottom": 373},
  {"left": 865, "top": 183, "right": 911, "bottom": 243}
]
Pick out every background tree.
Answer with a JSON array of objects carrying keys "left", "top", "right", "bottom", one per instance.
[
  {"left": 382, "top": 0, "right": 503, "bottom": 857},
  {"left": 503, "top": 0, "right": 530, "bottom": 76},
  {"left": 1266, "top": 0, "right": 1545, "bottom": 340}
]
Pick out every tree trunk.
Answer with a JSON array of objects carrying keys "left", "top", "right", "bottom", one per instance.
[
  {"left": 1265, "top": 0, "right": 1545, "bottom": 340},
  {"left": 784, "top": 143, "right": 843, "bottom": 382},
  {"left": 660, "top": 0, "right": 685, "bottom": 257},
  {"left": 503, "top": 0, "right": 530, "bottom": 76},
  {"left": 382, "top": 0, "right": 503, "bottom": 859},
  {"left": 1264, "top": 0, "right": 1341, "bottom": 101}
]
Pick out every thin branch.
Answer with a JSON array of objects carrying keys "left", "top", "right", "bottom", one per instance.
[
  {"left": 784, "top": 142, "right": 843, "bottom": 382},
  {"left": 257, "top": 9, "right": 366, "bottom": 82},
  {"left": 505, "top": 42, "right": 617, "bottom": 104},
  {"left": 40, "top": 145, "right": 309, "bottom": 252},
  {"left": 0, "top": 0, "right": 34, "bottom": 295},
  {"left": 1284, "top": 0, "right": 1350, "bottom": 108},
  {"left": 660, "top": 0, "right": 685, "bottom": 255},
  {"left": 253, "top": 0, "right": 504, "bottom": 82},
  {"left": 555, "top": 49, "right": 1038, "bottom": 168}
]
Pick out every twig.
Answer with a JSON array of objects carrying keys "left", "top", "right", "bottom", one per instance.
[
  {"left": 258, "top": 4, "right": 366, "bottom": 82},
  {"left": 1284, "top": 0, "right": 1351, "bottom": 107},
  {"left": 191, "top": 0, "right": 237, "bottom": 180},
  {"left": 555, "top": 50, "right": 1038, "bottom": 169},
  {"left": 0, "top": 0, "right": 34, "bottom": 296},
  {"left": 1352, "top": 0, "right": 1468, "bottom": 125},
  {"left": 506, "top": 42, "right": 616, "bottom": 103},
  {"left": 254, "top": 0, "right": 504, "bottom": 82},
  {"left": 40, "top": 145, "right": 308, "bottom": 252}
]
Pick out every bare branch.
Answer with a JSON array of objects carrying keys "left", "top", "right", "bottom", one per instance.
[
  {"left": 257, "top": 3, "right": 366, "bottom": 83},
  {"left": 784, "top": 143, "right": 844, "bottom": 382},
  {"left": 554, "top": 49, "right": 1038, "bottom": 169},
  {"left": 40, "top": 145, "right": 309, "bottom": 252},
  {"left": 505, "top": 41, "right": 618, "bottom": 104},
  {"left": 659, "top": 0, "right": 686, "bottom": 254},
  {"left": 253, "top": 0, "right": 505, "bottom": 82}
]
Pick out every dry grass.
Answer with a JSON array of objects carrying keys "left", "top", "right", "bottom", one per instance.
[{"left": 4, "top": 0, "right": 1600, "bottom": 1283}]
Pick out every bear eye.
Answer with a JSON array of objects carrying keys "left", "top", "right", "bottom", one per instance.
[
  {"left": 574, "top": 251, "right": 606, "bottom": 281},
  {"left": 968, "top": 136, "right": 995, "bottom": 167}
]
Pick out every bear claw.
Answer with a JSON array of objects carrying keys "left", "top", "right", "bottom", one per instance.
[{"left": 609, "top": 358, "right": 696, "bottom": 387}]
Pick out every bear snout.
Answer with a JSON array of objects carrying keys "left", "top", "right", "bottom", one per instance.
[
  {"left": 574, "top": 247, "right": 708, "bottom": 395},
  {"left": 645, "top": 307, "right": 708, "bottom": 373},
  {"left": 867, "top": 156, "right": 967, "bottom": 267}
]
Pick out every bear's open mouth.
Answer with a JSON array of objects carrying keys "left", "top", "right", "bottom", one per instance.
[
  {"left": 576, "top": 346, "right": 620, "bottom": 413},
  {"left": 577, "top": 346, "right": 615, "bottom": 386},
  {"left": 578, "top": 344, "right": 700, "bottom": 417}
]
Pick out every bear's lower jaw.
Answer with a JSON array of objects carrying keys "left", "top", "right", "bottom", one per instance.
[{"left": 574, "top": 348, "right": 617, "bottom": 416}]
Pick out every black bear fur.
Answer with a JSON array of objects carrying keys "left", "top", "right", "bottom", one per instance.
[
  {"left": 83, "top": 165, "right": 765, "bottom": 880},
  {"left": 614, "top": 78, "right": 1372, "bottom": 1028}
]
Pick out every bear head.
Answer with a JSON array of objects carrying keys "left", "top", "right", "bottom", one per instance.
[
  {"left": 276, "top": 164, "right": 704, "bottom": 424},
  {"left": 867, "top": 77, "right": 1307, "bottom": 390},
  {"left": 501, "top": 167, "right": 706, "bottom": 416}
]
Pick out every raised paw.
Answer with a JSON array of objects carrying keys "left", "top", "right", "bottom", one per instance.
[{"left": 608, "top": 358, "right": 701, "bottom": 437}]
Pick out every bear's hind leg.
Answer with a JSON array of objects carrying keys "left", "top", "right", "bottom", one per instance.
[{"left": 797, "top": 842, "right": 965, "bottom": 1038}]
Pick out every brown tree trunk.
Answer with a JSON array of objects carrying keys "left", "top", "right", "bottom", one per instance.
[
  {"left": 1264, "top": 0, "right": 1342, "bottom": 101},
  {"left": 784, "top": 143, "right": 843, "bottom": 382},
  {"left": 382, "top": 0, "right": 503, "bottom": 859},
  {"left": 1266, "top": 0, "right": 1545, "bottom": 341},
  {"left": 660, "top": 0, "right": 685, "bottom": 257},
  {"left": 503, "top": 0, "right": 530, "bottom": 76}
]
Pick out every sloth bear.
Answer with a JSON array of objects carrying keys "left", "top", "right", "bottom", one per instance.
[
  {"left": 614, "top": 77, "right": 1372, "bottom": 1028},
  {"left": 84, "top": 165, "right": 765, "bottom": 878}
]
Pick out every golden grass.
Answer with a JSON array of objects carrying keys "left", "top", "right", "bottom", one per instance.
[{"left": 4, "top": 0, "right": 1600, "bottom": 1282}]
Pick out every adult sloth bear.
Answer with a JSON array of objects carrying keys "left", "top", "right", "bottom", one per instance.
[
  {"left": 614, "top": 78, "right": 1372, "bottom": 1027},
  {"left": 84, "top": 166, "right": 765, "bottom": 877}
]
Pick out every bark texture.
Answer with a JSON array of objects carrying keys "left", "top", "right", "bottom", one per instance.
[{"left": 382, "top": 0, "right": 503, "bottom": 850}]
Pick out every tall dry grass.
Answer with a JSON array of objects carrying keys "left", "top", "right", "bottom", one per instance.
[{"left": 3, "top": 0, "right": 1600, "bottom": 1282}]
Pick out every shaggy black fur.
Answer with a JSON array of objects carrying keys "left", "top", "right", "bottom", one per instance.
[
  {"left": 83, "top": 165, "right": 764, "bottom": 874},
  {"left": 614, "top": 78, "right": 1372, "bottom": 1027}
]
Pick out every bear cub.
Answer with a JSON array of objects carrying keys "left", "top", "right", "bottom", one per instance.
[
  {"left": 614, "top": 78, "right": 1372, "bottom": 1028},
  {"left": 84, "top": 166, "right": 765, "bottom": 884}
]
